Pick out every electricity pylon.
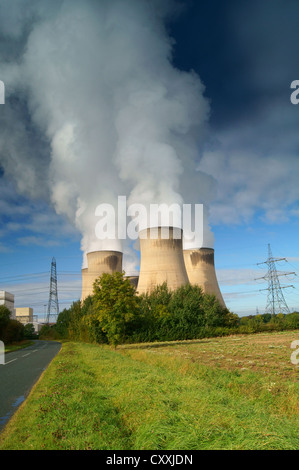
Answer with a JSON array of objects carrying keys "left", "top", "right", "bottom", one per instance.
[
  {"left": 256, "top": 244, "right": 295, "bottom": 315},
  {"left": 46, "top": 257, "right": 59, "bottom": 324}
]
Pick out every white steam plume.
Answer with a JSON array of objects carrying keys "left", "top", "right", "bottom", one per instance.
[{"left": 0, "top": 0, "right": 215, "bottom": 273}]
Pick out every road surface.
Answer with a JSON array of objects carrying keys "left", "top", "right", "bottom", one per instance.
[{"left": 0, "top": 340, "right": 61, "bottom": 431}]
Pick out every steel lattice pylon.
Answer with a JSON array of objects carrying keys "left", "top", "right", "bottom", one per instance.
[
  {"left": 257, "top": 244, "right": 294, "bottom": 316},
  {"left": 46, "top": 257, "right": 59, "bottom": 324}
]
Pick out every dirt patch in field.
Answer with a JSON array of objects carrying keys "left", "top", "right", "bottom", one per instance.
[{"left": 142, "top": 331, "right": 299, "bottom": 381}]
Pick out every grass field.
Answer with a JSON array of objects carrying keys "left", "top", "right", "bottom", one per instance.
[
  {"left": 0, "top": 330, "right": 298, "bottom": 450},
  {"left": 4, "top": 340, "right": 35, "bottom": 353}
]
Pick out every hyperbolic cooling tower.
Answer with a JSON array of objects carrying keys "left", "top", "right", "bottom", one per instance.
[
  {"left": 81, "top": 267, "right": 88, "bottom": 301},
  {"left": 137, "top": 226, "right": 189, "bottom": 294},
  {"left": 183, "top": 248, "right": 225, "bottom": 307},
  {"left": 126, "top": 276, "right": 139, "bottom": 288},
  {"left": 81, "top": 250, "right": 123, "bottom": 301}
]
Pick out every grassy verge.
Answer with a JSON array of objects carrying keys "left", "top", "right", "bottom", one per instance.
[
  {"left": 4, "top": 340, "right": 35, "bottom": 353},
  {"left": 0, "top": 331, "right": 298, "bottom": 450}
]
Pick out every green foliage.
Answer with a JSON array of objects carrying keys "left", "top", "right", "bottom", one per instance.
[
  {"left": 49, "top": 274, "right": 299, "bottom": 346},
  {"left": 238, "top": 311, "right": 299, "bottom": 334},
  {"left": 23, "top": 323, "right": 36, "bottom": 339},
  {"left": 0, "top": 305, "right": 11, "bottom": 338},
  {"left": 92, "top": 271, "right": 139, "bottom": 347},
  {"left": 55, "top": 307, "right": 73, "bottom": 338},
  {"left": 133, "top": 283, "right": 235, "bottom": 343},
  {"left": 1, "top": 319, "right": 24, "bottom": 344},
  {"left": 39, "top": 324, "right": 60, "bottom": 340},
  {"left": 0, "top": 306, "right": 26, "bottom": 344}
]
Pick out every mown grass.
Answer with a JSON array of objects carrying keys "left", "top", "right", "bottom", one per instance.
[
  {"left": 0, "top": 331, "right": 298, "bottom": 450},
  {"left": 4, "top": 340, "right": 35, "bottom": 353}
]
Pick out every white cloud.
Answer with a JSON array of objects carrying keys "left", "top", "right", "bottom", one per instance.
[
  {"left": 217, "top": 268, "right": 262, "bottom": 287},
  {"left": 200, "top": 124, "right": 299, "bottom": 226}
]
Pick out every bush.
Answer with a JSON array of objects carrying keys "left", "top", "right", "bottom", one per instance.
[
  {"left": 48, "top": 276, "right": 299, "bottom": 347},
  {"left": 0, "top": 305, "right": 11, "bottom": 340},
  {"left": 39, "top": 324, "right": 60, "bottom": 340},
  {"left": 0, "top": 306, "right": 26, "bottom": 344},
  {"left": 134, "top": 283, "right": 234, "bottom": 343},
  {"left": 92, "top": 271, "right": 139, "bottom": 347},
  {"left": 2, "top": 319, "right": 24, "bottom": 344},
  {"left": 23, "top": 323, "right": 36, "bottom": 339}
]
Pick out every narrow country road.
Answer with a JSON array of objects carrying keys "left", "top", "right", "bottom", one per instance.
[{"left": 0, "top": 340, "right": 61, "bottom": 431}]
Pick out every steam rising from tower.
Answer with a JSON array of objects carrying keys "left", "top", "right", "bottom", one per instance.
[{"left": 0, "top": 0, "right": 215, "bottom": 276}]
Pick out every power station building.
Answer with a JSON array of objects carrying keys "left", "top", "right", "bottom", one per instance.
[
  {"left": 81, "top": 226, "right": 225, "bottom": 307},
  {"left": 14, "top": 307, "right": 34, "bottom": 325},
  {"left": 183, "top": 248, "right": 225, "bottom": 307},
  {"left": 137, "top": 226, "right": 189, "bottom": 294},
  {"left": 0, "top": 291, "right": 15, "bottom": 317},
  {"left": 81, "top": 250, "right": 123, "bottom": 301}
]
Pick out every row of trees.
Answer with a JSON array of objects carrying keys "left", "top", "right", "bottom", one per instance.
[
  {"left": 0, "top": 305, "right": 36, "bottom": 344},
  {"left": 45, "top": 271, "right": 299, "bottom": 347},
  {"left": 239, "top": 311, "right": 299, "bottom": 332},
  {"left": 48, "top": 272, "right": 237, "bottom": 346}
]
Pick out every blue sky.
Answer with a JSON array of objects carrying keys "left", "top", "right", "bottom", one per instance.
[{"left": 0, "top": 0, "right": 298, "bottom": 319}]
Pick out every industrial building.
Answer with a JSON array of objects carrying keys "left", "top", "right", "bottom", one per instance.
[
  {"left": 183, "top": 248, "right": 225, "bottom": 307},
  {"left": 137, "top": 226, "right": 189, "bottom": 294},
  {"left": 14, "top": 307, "right": 34, "bottom": 325},
  {"left": 0, "top": 291, "right": 41, "bottom": 332},
  {"left": 81, "top": 250, "right": 123, "bottom": 301},
  {"left": 0, "top": 291, "right": 15, "bottom": 317},
  {"left": 80, "top": 226, "right": 225, "bottom": 307}
]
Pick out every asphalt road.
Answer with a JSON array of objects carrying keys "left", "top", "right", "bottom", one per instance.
[{"left": 0, "top": 340, "right": 61, "bottom": 431}]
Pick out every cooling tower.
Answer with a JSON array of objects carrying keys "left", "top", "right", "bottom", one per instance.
[
  {"left": 81, "top": 268, "right": 88, "bottom": 301},
  {"left": 137, "top": 227, "right": 189, "bottom": 294},
  {"left": 183, "top": 248, "right": 225, "bottom": 307},
  {"left": 81, "top": 250, "right": 123, "bottom": 301},
  {"left": 125, "top": 276, "right": 139, "bottom": 288}
]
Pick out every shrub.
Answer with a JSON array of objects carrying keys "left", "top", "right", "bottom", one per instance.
[
  {"left": 0, "top": 305, "right": 11, "bottom": 340},
  {"left": 23, "top": 323, "right": 36, "bottom": 339},
  {"left": 39, "top": 324, "right": 60, "bottom": 340},
  {"left": 2, "top": 319, "right": 24, "bottom": 344},
  {"left": 92, "top": 271, "right": 139, "bottom": 347},
  {"left": 49, "top": 277, "right": 299, "bottom": 346}
]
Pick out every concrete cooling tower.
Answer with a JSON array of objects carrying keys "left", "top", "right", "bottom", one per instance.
[
  {"left": 137, "top": 226, "right": 189, "bottom": 294},
  {"left": 183, "top": 248, "right": 225, "bottom": 307},
  {"left": 81, "top": 250, "right": 123, "bottom": 301},
  {"left": 81, "top": 267, "right": 88, "bottom": 301},
  {"left": 125, "top": 276, "right": 139, "bottom": 288}
]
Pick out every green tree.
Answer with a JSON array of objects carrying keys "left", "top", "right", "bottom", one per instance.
[
  {"left": 39, "top": 324, "right": 57, "bottom": 340},
  {"left": 2, "top": 319, "right": 24, "bottom": 344},
  {"left": 93, "top": 271, "right": 139, "bottom": 347},
  {"left": 0, "top": 305, "right": 11, "bottom": 340},
  {"left": 23, "top": 323, "right": 36, "bottom": 339},
  {"left": 56, "top": 307, "right": 72, "bottom": 338},
  {"left": 67, "top": 301, "right": 85, "bottom": 340}
]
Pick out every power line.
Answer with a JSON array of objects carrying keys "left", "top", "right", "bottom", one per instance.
[
  {"left": 255, "top": 244, "right": 296, "bottom": 315},
  {"left": 0, "top": 272, "right": 50, "bottom": 282}
]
